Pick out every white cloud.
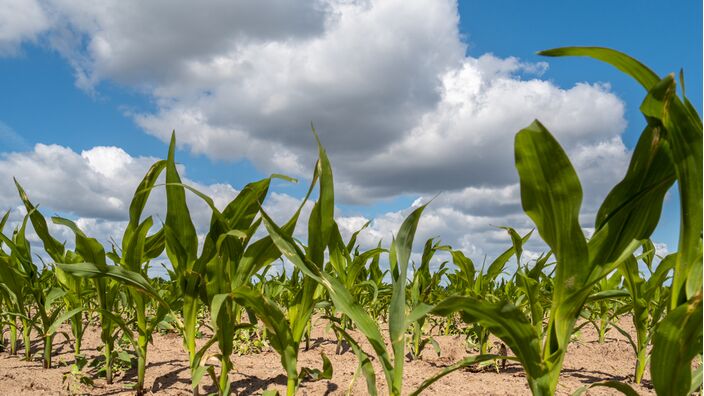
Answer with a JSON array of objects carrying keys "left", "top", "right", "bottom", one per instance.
[
  {"left": 0, "top": 0, "right": 643, "bottom": 270},
  {"left": 2, "top": 0, "right": 629, "bottom": 202},
  {"left": 0, "top": 144, "right": 239, "bottom": 238},
  {"left": 0, "top": 0, "right": 50, "bottom": 55}
]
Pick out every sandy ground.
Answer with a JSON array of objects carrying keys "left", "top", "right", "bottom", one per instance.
[{"left": 0, "top": 316, "right": 657, "bottom": 395}]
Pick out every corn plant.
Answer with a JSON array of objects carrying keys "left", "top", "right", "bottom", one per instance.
[
  {"left": 0, "top": 210, "right": 19, "bottom": 355},
  {"left": 442, "top": 229, "right": 531, "bottom": 354},
  {"left": 56, "top": 159, "right": 171, "bottom": 394},
  {"left": 616, "top": 250, "right": 673, "bottom": 383},
  {"left": 540, "top": 46, "right": 702, "bottom": 396},
  {"left": 260, "top": 135, "right": 505, "bottom": 396},
  {"left": 408, "top": 238, "right": 448, "bottom": 360},
  {"left": 14, "top": 180, "right": 91, "bottom": 363},
  {"left": 577, "top": 270, "right": 624, "bottom": 343},
  {"left": 55, "top": 218, "right": 137, "bottom": 384},
  {"left": 0, "top": 213, "right": 34, "bottom": 359},
  {"left": 189, "top": 175, "right": 307, "bottom": 394},
  {"left": 430, "top": 47, "right": 695, "bottom": 394},
  {"left": 221, "top": 157, "right": 336, "bottom": 395},
  {"left": 56, "top": 158, "right": 168, "bottom": 384},
  {"left": 0, "top": 208, "right": 81, "bottom": 369},
  {"left": 161, "top": 130, "right": 323, "bottom": 395},
  {"left": 512, "top": 251, "right": 552, "bottom": 340},
  {"left": 324, "top": 221, "right": 385, "bottom": 354}
]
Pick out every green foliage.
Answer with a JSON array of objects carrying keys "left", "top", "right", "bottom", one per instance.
[{"left": 0, "top": 46, "right": 699, "bottom": 396}]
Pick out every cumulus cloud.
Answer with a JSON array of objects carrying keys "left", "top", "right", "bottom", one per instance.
[
  {"left": 0, "top": 0, "right": 642, "bottom": 269},
  {"left": 0, "top": 0, "right": 50, "bottom": 55},
  {"left": 108, "top": 1, "right": 626, "bottom": 208},
  {"left": 2, "top": 0, "right": 629, "bottom": 200},
  {"left": 0, "top": 144, "right": 240, "bottom": 241}
]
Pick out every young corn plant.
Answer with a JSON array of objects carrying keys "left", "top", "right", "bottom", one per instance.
[
  {"left": 0, "top": 213, "right": 34, "bottom": 358},
  {"left": 364, "top": 241, "right": 390, "bottom": 323},
  {"left": 0, "top": 209, "right": 81, "bottom": 369},
  {"left": 513, "top": 251, "right": 552, "bottom": 340},
  {"left": 14, "top": 180, "right": 90, "bottom": 362},
  {"left": 540, "top": 46, "right": 702, "bottom": 396},
  {"left": 13, "top": 181, "right": 92, "bottom": 363},
  {"left": 222, "top": 158, "right": 338, "bottom": 395},
  {"left": 56, "top": 159, "right": 169, "bottom": 385},
  {"left": 187, "top": 174, "right": 307, "bottom": 394},
  {"left": 408, "top": 238, "right": 448, "bottom": 360},
  {"left": 55, "top": 219, "right": 132, "bottom": 384},
  {"left": 431, "top": 47, "right": 692, "bottom": 394},
  {"left": 324, "top": 221, "right": 385, "bottom": 355},
  {"left": 161, "top": 131, "right": 318, "bottom": 395},
  {"left": 441, "top": 229, "right": 531, "bottom": 355},
  {"left": 57, "top": 159, "right": 171, "bottom": 394},
  {"left": 261, "top": 135, "right": 504, "bottom": 396},
  {"left": 577, "top": 270, "right": 624, "bottom": 344},
  {"left": 617, "top": 250, "right": 673, "bottom": 384},
  {"left": 0, "top": 211, "right": 18, "bottom": 355}
]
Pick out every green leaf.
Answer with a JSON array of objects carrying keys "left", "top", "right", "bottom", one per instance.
[
  {"left": 52, "top": 217, "right": 108, "bottom": 270},
  {"left": 651, "top": 293, "right": 702, "bottom": 396},
  {"left": 515, "top": 120, "right": 588, "bottom": 309},
  {"left": 210, "top": 293, "right": 229, "bottom": 332},
  {"left": 299, "top": 352, "right": 333, "bottom": 382},
  {"left": 312, "top": 126, "right": 335, "bottom": 249},
  {"left": 44, "top": 287, "right": 66, "bottom": 309},
  {"left": 143, "top": 228, "right": 166, "bottom": 261},
  {"left": 124, "top": 160, "right": 166, "bottom": 252},
  {"left": 334, "top": 326, "right": 377, "bottom": 396},
  {"left": 14, "top": 178, "right": 65, "bottom": 261},
  {"left": 499, "top": 226, "right": 528, "bottom": 269},
  {"left": 644, "top": 253, "right": 675, "bottom": 298},
  {"left": 164, "top": 132, "right": 198, "bottom": 267},
  {"left": 229, "top": 287, "right": 298, "bottom": 382},
  {"left": 585, "top": 289, "right": 630, "bottom": 303},
  {"left": 57, "top": 262, "right": 167, "bottom": 308},
  {"left": 410, "top": 354, "right": 508, "bottom": 396},
  {"left": 123, "top": 217, "right": 154, "bottom": 272},
  {"left": 486, "top": 229, "right": 532, "bottom": 280},
  {"left": 47, "top": 308, "right": 82, "bottom": 336},
  {"left": 538, "top": 47, "right": 660, "bottom": 90},
  {"left": 589, "top": 380, "right": 641, "bottom": 396},
  {"left": 389, "top": 204, "right": 427, "bottom": 391},
  {"left": 432, "top": 296, "right": 544, "bottom": 383}
]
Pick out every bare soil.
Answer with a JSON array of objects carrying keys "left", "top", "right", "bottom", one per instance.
[{"left": 0, "top": 316, "right": 655, "bottom": 395}]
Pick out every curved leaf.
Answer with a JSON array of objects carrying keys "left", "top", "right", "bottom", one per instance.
[
  {"left": 651, "top": 293, "right": 703, "bottom": 396},
  {"left": 538, "top": 47, "right": 659, "bottom": 90},
  {"left": 410, "top": 354, "right": 510, "bottom": 396},
  {"left": 57, "top": 262, "right": 167, "bottom": 308}
]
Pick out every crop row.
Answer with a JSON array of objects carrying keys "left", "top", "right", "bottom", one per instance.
[{"left": 0, "top": 48, "right": 701, "bottom": 396}]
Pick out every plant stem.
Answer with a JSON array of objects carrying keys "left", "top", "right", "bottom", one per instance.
[
  {"left": 105, "top": 340, "right": 113, "bottom": 384},
  {"left": 219, "top": 356, "right": 231, "bottom": 395},
  {"left": 9, "top": 322, "right": 17, "bottom": 355},
  {"left": 635, "top": 347, "right": 647, "bottom": 384},
  {"left": 135, "top": 297, "right": 148, "bottom": 395},
  {"left": 287, "top": 376, "right": 297, "bottom": 396},
  {"left": 43, "top": 334, "right": 53, "bottom": 368},
  {"left": 21, "top": 319, "right": 30, "bottom": 360}
]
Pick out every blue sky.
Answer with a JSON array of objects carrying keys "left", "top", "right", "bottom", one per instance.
[{"left": 0, "top": 0, "right": 700, "bottom": 263}]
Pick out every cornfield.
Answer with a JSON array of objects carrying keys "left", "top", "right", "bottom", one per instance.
[{"left": 0, "top": 48, "right": 700, "bottom": 396}]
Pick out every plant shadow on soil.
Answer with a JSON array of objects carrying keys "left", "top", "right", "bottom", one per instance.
[{"left": 0, "top": 317, "right": 659, "bottom": 395}]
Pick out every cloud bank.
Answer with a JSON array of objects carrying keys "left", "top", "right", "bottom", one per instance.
[{"left": 0, "top": 0, "right": 640, "bottom": 270}]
